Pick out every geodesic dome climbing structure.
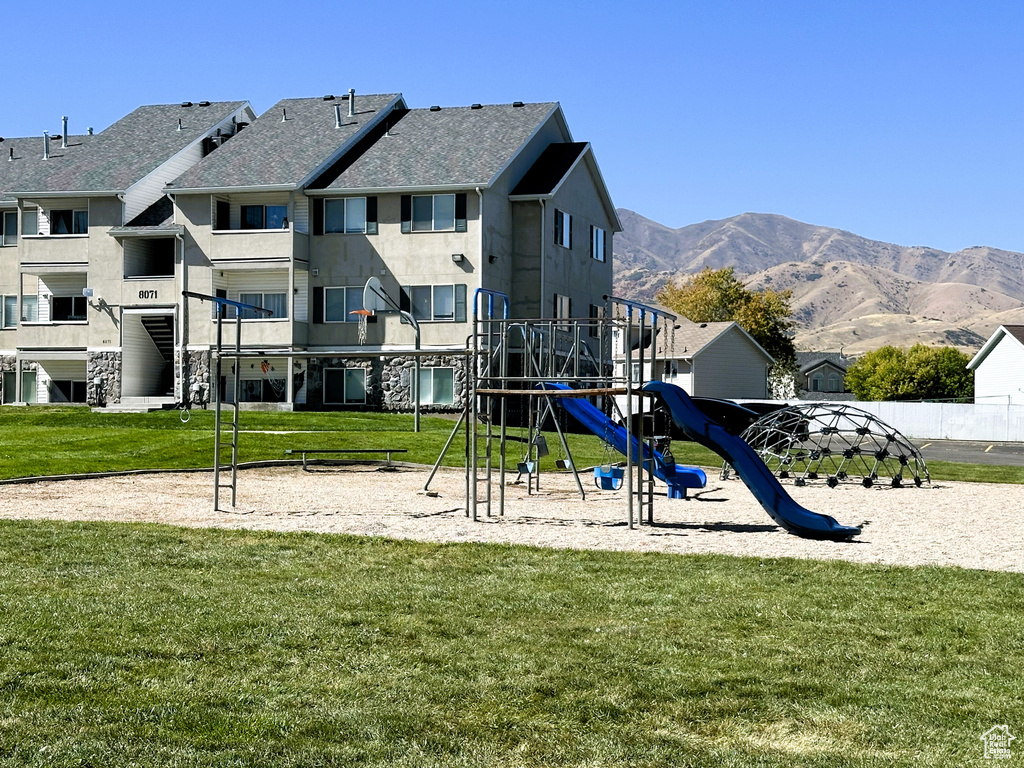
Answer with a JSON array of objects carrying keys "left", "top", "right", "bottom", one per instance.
[{"left": 729, "top": 403, "right": 930, "bottom": 488}]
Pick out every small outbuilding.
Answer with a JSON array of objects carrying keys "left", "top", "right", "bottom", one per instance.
[
  {"left": 967, "top": 325, "right": 1024, "bottom": 405},
  {"left": 613, "top": 319, "right": 774, "bottom": 399}
]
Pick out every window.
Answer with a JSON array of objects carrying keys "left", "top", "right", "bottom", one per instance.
[
  {"left": 21, "top": 371, "right": 37, "bottom": 403},
  {"left": 553, "top": 293, "right": 572, "bottom": 319},
  {"left": 554, "top": 209, "right": 572, "bottom": 249},
  {"left": 50, "top": 209, "right": 88, "bottom": 235},
  {"left": 2, "top": 296, "right": 16, "bottom": 328},
  {"left": 588, "top": 303, "right": 604, "bottom": 337},
  {"left": 50, "top": 379, "right": 87, "bottom": 403},
  {"left": 590, "top": 226, "right": 606, "bottom": 262},
  {"left": 419, "top": 367, "right": 455, "bottom": 405},
  {"left": 324, "top": 368, "right": 366, "bottom": 404},
  {"left": 401, "top": 193, "right": 467, "bottom": 233},
  {"left": 828, "top": 374, "right": 842, "bottom": 392},
  {"left": 21, "top": 296, "right": 38, "bottom": 322},
  {"left": 324, "top": 197, "right": 377, "bottom": 234},
  {"left": 400, "top": 284, "right": 467, "bottom": 322},
  {"left": 51, "top": 296, "right": 87, "bottom": 322},
  {"left": 2, "top": 211, "right": 16, "bottom": 246},
  {"left": 811, "top": 373, "right": 823, "bottom": 392},
  {"left": 22, "top": 209, "right": 38, "bottom": 236},
  {"left": 324, "top": 286, "right": 365, "bottom": 322},
  {"left": 238, "top": 292, "right": 287, "bottom": 320},
  {"left": 233, "top": 379, "right": 285, "bottom": 403},
  {"left": 631, "top": 363, "right": 642, "bottom": 383},
  {"left": 1, "top": 371, "right": 14, "bottom": 403},
  {"left": 240, "top": 204, "right": 287, "bottom": 230}
]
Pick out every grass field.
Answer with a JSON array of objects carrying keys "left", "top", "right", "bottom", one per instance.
[
  {"left": 0, "top": 405, "right": 1019, "bottom": 485},
  {"left": 0, "top": 521, "right": 1021, "bottom": 767}
]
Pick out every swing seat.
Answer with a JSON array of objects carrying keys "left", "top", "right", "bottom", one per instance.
[
  {"left": 594, "top": 465, "right": 624, "bottom": 491},
  {"left": 555, "top": 458, "right": 573, "bottom": 470},
  {"left": 517, "top": 461, "right": 537, "bottom": 475}
]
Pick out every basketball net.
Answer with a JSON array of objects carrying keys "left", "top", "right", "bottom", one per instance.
[{"left": 350, "top": 309, "right": 373, "bottom": 345}]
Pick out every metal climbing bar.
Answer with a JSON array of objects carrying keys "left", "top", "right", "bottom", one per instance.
[{"left": 182, "top": 291, "right": 272, "bottom": 511}]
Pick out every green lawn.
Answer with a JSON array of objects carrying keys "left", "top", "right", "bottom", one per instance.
[
  {"left": 0, "top": 406, "right": 1018, "bottom": 486},
  {"left": 0, "top": 521, "right": 1021, "bottom": 767}
]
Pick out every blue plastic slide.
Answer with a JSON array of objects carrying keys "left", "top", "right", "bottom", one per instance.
[
  {"left": 540, "top": 383, "right": 707, "bottom": 495},
  {"left": 644, "top": 381, "right": 861, "bottom": 540}
]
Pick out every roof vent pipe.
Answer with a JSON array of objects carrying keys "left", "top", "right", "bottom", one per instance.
[
  {"left": 334, "top": 103, "right": 342, "bottom": 128},
  {"left": 61, "top": 116, "right": 68, "bottom": 148},
  {"left": 43, "top": 131, "right": 50, "bottom": 160},
  {"left": 87, "top": 127, "right": 94, "bottom": 135},
  {"left": 348, "top": 88, "right": 355, "bottom": 117},
  {"left": 177, "top": 118, "right": 183, "bottom": 131},
  {"left": 8, "top": 148, "right": 13, "bottom": 162},
  {"left": 282, "top": 107, "right": 288, "bottom": 122}
]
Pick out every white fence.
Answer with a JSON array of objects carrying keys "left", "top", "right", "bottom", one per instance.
[{"left": 740, "top": 400, "right": 1024, "bottom": 442}]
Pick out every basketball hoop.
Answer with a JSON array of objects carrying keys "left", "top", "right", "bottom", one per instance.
[{"left": 350, "top": 309, "right": 373, "bottom": 344}]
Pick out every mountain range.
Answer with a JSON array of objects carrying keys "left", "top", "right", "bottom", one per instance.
[{"left": 612, "top": 210, "right": 1024, "bottom": 354}]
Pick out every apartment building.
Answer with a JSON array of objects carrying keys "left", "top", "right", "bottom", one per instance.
[{"left": 0, "top": 92, "right": 620, "bottom": 410}]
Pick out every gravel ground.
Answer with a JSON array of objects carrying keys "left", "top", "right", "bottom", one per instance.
[{"left": 1, "top": 464, "right": 1021, "bottom": 573}]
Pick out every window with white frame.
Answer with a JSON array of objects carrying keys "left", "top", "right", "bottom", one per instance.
[
  {"left": 324, "top": 286, "right": 365, "bottom": 322},
  {"left": 588, "top": 303, "right": 604, "bottom": 337},
  {"left": 21, "top": 296, "right": 38, "bottom": 323},
  {"left": 400, "top": 284, "right": 467, "bottom": 322},
  {"left": 553, "top": 293, "right": 571, "bottom": 319},
  {"left": 51, "top": 295, "right": 87, "bottom": 322},
  {"left": 50, "top": 209, "right": 88, "bottom": 235},
  {"left": 238, "top": 292, "right": 287, "bottom": 320},
  {"left": 828, "top": 373, "right": 842, "bottom": 392},
  {"left": 324, "top": 197, "right": 376, "bottom": 234},
  {"left": 631, "top": 363, "right": 642, "bottom": 383},
  {"left": 2, "top": 296, "right": 16, "bottom": 328},
  {"left": 554, "top": 209, "right": 572, "bottom": 248},
  {"left": 323, "top": 368, "right": 366, "bottom": 404},
  {"left": 241, "top": 204, "right": 288, "bottom": 230},
  {"left": 2, "top": 211, "right": 17, "bottom": 246},
  {"left": 419, "top": 367, "right": 455, "bottom": 405},
  {"left": 22, "top": 209, "right": 38, "bottom": 236},
  {"left": 590, "top": 226, "right": 606, "bottom": 262}
]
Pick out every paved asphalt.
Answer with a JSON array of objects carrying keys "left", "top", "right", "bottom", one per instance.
[{"left": 916, "top": 439, "right": 1024, "bottom": 467}]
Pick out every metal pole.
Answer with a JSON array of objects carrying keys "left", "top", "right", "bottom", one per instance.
[
  {"left": 625, "top": 307, "right": 634, "bottom": 529},
  {"left": 213, "top": 310, "right": 223, "bottom": 511}
]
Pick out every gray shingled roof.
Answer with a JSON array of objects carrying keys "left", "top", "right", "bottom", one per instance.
[
  {"left": 657, "top": 321, "right": 738, "bottom": 359},
  {"left": 0, "top": 135, "right": 98, "bottom": 203},
  {"left": 6, "top": 102, "right": 247, "bottom": 196},
  {"left": 796, "top": 351, "right": 852, "bottom": 373},
  {"left": 168, "top": 94, "right": 402, "bottom": 191},
  {"left": 315, "top": 102, "right": 558, "bottom": 191}
]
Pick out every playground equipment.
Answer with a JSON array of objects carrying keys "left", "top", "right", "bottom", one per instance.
[
  {"left": 734, "top": 402, "right": 930, "bottom": 488},
  {"left": 426, "top": 289, "right": 719, "bottom": 528},
  {"left": 424, "top": 288, "right": 862, "bottom": 540},
  {"left": 541, "top": 382, "right": 707, "bottom": 499},
  {"left": 645, "top": 382, "right": 862, "bottom": 540}
]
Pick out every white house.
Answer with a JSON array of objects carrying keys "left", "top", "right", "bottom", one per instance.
[{"left": 967, "top": 325, "right": 1024, "bottom": 405}]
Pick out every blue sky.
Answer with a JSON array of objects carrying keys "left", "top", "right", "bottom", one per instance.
[{"left": 6, "top": 0, "right": 1024, "bottom": 252}]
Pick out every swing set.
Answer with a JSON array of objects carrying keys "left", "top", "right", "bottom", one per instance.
[{"left": 425, "top": 287, "right": 681, "bottom": 529}]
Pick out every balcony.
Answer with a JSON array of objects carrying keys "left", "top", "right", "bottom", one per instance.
[
  {"left": 210, "top": 228, "right": 308, "bottom": 268},
  {"left": 19, "top": 235, "right": 89, "bottom": 268}
]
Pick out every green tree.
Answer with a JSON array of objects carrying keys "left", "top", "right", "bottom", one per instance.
[
  {"left": 845, "top": 345, "right": 974, "bottom": 401},
  {"left": 657, "top": 267, "right": 796, "bottom": 367}
]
